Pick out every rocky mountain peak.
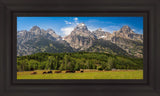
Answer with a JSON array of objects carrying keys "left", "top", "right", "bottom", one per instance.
[
  {"left": 92, "top": 28, "right": 112, "bottom": 40},
  {"left": 64, "top": 23, "right": 95, "bottom": 50},
  {"left": 47, "top": 28, "right": 55, "bottom": 34},
  {"left": 29, "top": 26, "right": 41, "bottom": 35},
  {"left": 47, "top": 28, "right": 55, "bottom": 32},
  {"left": 120, "top": 25, "right": 132, "bottom": 33},
  {"left": 113, "top": 25, "right": 143, "bottom": 42},
  {"left": 46, "top": 29, "right": 61, "bottom": 40},
  {"left": 30, "top": 26, "right": 40, "bottom": 32},
  {"left": 97, "top": 28, "right": 103, "bottom": 31},
  {"left": 74, "top": 23, "right": 88, "bottom": 31},
  {"left": 68, "top": 23, "right": 93, "bottom": 37},
  {"left": 93, "top": 28, "right": 105, "bottom": 37}
]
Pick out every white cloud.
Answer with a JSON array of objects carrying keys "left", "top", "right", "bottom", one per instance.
[
  {"left": 64, "top": 17, "right": 79, "bottom": 26},
  {"left": 61, "top": 17, "right": 80, "bottom": 36},
  {"left": 132, "top": 29, "right": 136, "bottom": 31},
  {"left": 74, "top": 17, "right": 78, "bottom": 21},
  {"left": 61, "top": 27, "right": 74, "bottom": 36},
  {"left": 73, "top": 17, "right": 79, "bottom": 25},
  {"left": 64, "top": 21, "right": 72, "bottom": 24}
]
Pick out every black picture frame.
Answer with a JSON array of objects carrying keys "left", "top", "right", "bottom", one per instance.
[{"left": 0, "top": 0, "right": 160, "bottom": 96}]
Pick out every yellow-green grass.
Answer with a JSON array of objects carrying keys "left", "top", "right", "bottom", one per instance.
[{"left": 17, "top": 70, "right": 143, "bottom": 79}]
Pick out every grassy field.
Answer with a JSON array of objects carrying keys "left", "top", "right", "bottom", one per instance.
[{"left": 17, "top": 70, "right": 143, "bottom": 79}]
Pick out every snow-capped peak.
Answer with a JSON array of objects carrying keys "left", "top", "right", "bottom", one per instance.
[
  {"left": 74, "top": 23, "right": 88, "bottom": 31},
  {"left": 78, "top": 23, "right": 85, "bottom": 27},
  {"left": 97, "top": 28, "right": 102, "bottom": 31}
]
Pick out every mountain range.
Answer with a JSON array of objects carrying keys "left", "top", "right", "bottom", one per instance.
[{"left": 17, "top": 23, "right": 143, "bottom": 58}]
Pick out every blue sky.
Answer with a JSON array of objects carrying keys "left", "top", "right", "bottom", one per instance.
[{"left": 17, "top": 17, "right": 143, "bottom": 36}]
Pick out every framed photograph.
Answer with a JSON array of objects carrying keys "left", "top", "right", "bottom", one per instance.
[
  {"left": 0, "top": 0, "right": 160, "bottom": 96},
  {"left": 16, "top": 16, "right": 144, "bottom": 80}
]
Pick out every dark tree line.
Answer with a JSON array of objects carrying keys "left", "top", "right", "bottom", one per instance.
[{"left": 17, "top": 52, "right": 143, "bottom": 71}]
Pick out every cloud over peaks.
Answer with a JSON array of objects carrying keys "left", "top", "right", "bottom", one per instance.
[{"left": 61, "top": 27, "right": 74, "bottom": 36}]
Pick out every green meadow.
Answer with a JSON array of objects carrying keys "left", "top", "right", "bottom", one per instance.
[{"left": 17, "top": 70, "right": 143, "bottom": 79}]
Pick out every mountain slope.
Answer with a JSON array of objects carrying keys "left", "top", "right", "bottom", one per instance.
[
  {"left": 86, "top": 39, "right": 129, "bottom": 56},
  {"left": 91, "top": 25, "right": 143, "bottom": 57},
  {"left": 18, "top": 36, "right": 74, "bottom": 56},
  {"left": 111, "top": 36, "right": 143, "bottom": 58}
]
